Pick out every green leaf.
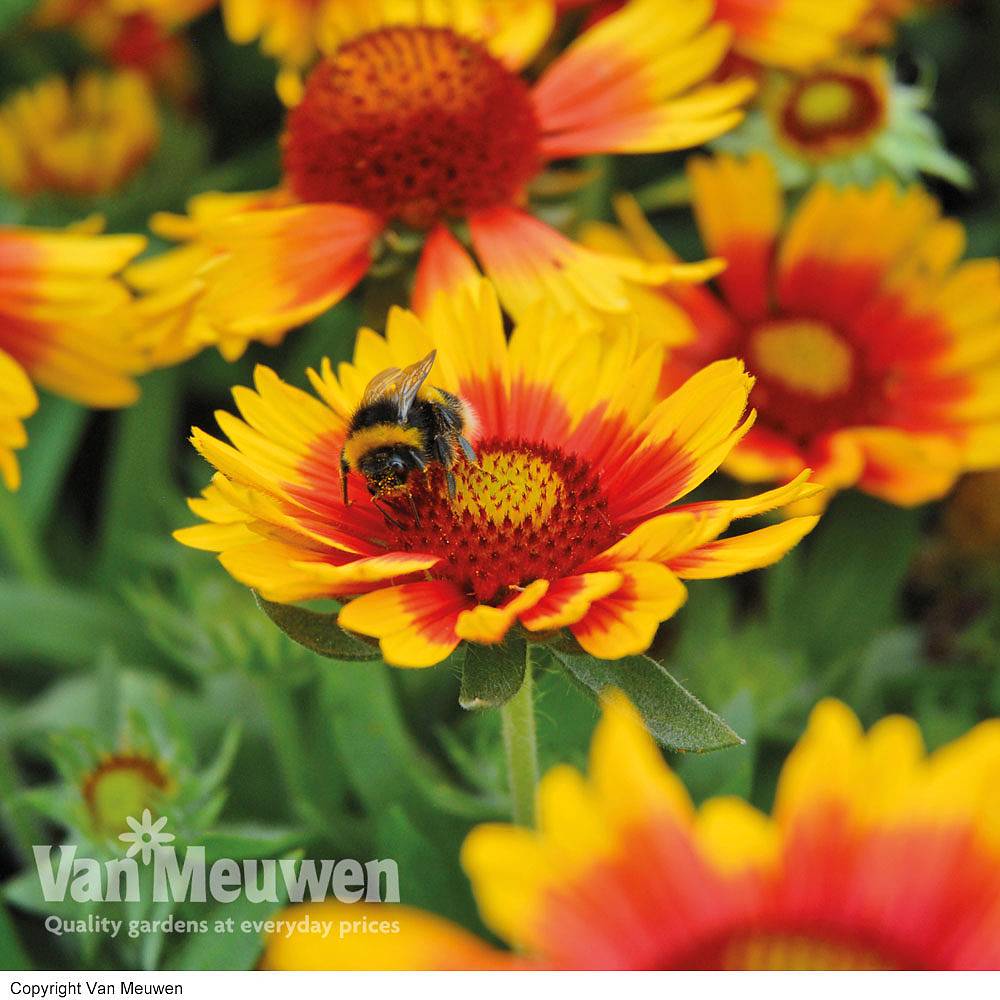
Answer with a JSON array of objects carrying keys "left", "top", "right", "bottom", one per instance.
[
  {"left": 375, "top": 806, "right": 479, "bottom": 927},
  {"left": 97, "top": 368, "right": 183, "bottom": 582},
  {"left": 0, "top": 581, "right": 155, "bottom": 669},
  {"left": 254, "top": 593, "right": 380, "bottom": 662},
  {"left": 551, "top": 649, "right": 743, "bottom": 753},
  {"left": 459, "top": 640, "right": 525, "bottom": 709},
  {"left": 0, "top": 0, "right": 34, "bottom": 34},
  {"left": 0, "top": 902, "right": 31, "bottom": 971},
  {"left": 765, "top": 492, "right": 921, "bottom": 666},
  {"left": 674, "top": 690, "right": 756, "bottom": 801}
]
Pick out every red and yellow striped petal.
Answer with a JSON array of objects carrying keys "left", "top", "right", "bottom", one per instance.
[
  {"left": 713, "top": 0, "right": 868, "bottom": 70},
  {"left": 688, "top": 152, "right": 783, "bottom": 323},
  {"left": 338, "top": 580, "right": 473, "bottom": 668},
  {"left": 458, "top": 694, "right": 1000, "bottom": 970},
  {"left": 0, "top": 225, "right": 146, "bottom": 408},
  {"left": 533, "top": 0, "right": 753, "bottom": 158},
  {"left": 194, "top": 204, "right": 382, "bottom": 339},
  {"left": 569, "top": 561, "right": 688, "bottom": 658}
]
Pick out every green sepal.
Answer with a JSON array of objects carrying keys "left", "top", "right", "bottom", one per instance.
[
  {"left": 459, "top": 639, "right": 526, "bottom": 710},
  {"left": 253, "top": 593, "right": 380, "bottom": 662},
  {"left": 550, "top": 648, "right": 743, "bottom": 753}
]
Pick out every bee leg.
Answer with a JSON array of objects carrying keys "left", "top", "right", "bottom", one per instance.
[
  {"left": 446, "top": 469, "right": 457, "bottom": 498},
  {"left": 407, "top": 491, "right": 422, "bottom": 526},
  {"left": 372, "top": 496, "right": 405, "bottom": 531},
  {"left": 340, "top": 452, "right": 351, "bottom": 507},
  {"left": 458, "top": 435, "right": 477, "bottom": 464}
]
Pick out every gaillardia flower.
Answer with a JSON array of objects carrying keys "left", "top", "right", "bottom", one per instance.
[
  {"left": 175, "top": 281, "right": 818, "bottom": 667},
  {"left": 0, "top": 224, "right": 146, "bottom": 489},
  {"left": 130, "top": 0, "right": 754, "bottom": 362},
  {"left": 588, "top": 154, "right": 1000, "bottom": 507},
  {"left": 556, "top": 0, "right": 868, "bottom": 72},
  {"left": 0, "top": 71, "right": 160, "bottom": 199},
  {"left": 263, "top": 694, "right": 1000, "bottom": 970},
  {"left": 713, "top": 55, "right": 971, "bottom": 187},
  {"left": 81, "top": 752, "right": 173, "bottom": 839},
  {"left": 32, "top": 0, "right": 211, "bottom": 104}
]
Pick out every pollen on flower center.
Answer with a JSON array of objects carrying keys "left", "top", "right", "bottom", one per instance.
[
  {"left": 384, "top": 440, "right": 621, "bottom": 603},
  {"left": 281, "top": 26, "right": 542, "bottom": 229}
]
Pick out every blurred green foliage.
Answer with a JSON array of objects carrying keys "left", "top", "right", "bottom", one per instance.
[{"left": 1, "top": 0, "right": 999, "bottom": 972}]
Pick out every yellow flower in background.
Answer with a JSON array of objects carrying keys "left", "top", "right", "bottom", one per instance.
[
  {"left": 175, "top": 281, "right": 818, "bottom": 667},
  {"left": 764, "top": 54, "right": 889, "bottom": 163},
  {"left": 712, "top": 54, "right": 970, "bottom": 188},
  {"left": 129, "top": 0, "right": 754, "bottom": 364},
  {"left": 264, "top": 694, "right": 1000, "bottom": 970},
  {"left": 0, "top": 72, "right": 159, "bottom": 198},
  {"left": 0, "top": 224, "right": 146, "bottom": 489},
  {"left": 81, "top": 752, "right": 174, "bottom": 839},
  {"left": 712, "top": 0, "right": 869, "bottom": 71},
  {"left": 557, "top": 0, "right": 868, "bottom": 72},
  {"left": 584, "top": 154, "right": 1000, "bottom": 508},
  {"left": 220, "top": 0, "right": 556, "bottom": 86},
  {"left": 33, "top": 0, "right": 211, "bottom": 105}
]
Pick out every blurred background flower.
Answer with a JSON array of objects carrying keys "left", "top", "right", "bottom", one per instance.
[{"left": 263, "top": 693, "right": 1000, "bottom": 969}]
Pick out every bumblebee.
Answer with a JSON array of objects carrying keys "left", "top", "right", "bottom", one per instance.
[{"left": 340, "top": 350, "right": 478, "bottom": 508}]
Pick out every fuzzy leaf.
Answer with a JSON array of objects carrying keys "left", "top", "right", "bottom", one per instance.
[
  {"left": 551, "top": 649, "right": 743, "bottom": 753},
  {"left": 459, "top": 641, "right": 525, "bottom": 710},
  {"left": 254, "top": 593, "right": 380, "bottom": 662}
]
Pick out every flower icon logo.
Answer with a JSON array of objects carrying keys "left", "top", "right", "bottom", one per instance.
[{"left": 118, "top": 809, "right": 175, "bottom": 864}]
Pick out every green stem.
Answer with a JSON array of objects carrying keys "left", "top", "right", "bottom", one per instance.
[
  {"left": 256, "top": 676, "right": 321, "bottom": 830},
  {"left": 633, "top": 173, "right": 692, "bottom": 213},
  {"left": 499, "top": 648, "right": 538, "bottom": 827},
  {"left": 0, "top": 492, "right": 49, "bottom": 584}
]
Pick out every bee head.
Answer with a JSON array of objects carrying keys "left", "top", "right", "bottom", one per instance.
[{"left": 360, "top": 447, "right": 423, "bottom": 496}]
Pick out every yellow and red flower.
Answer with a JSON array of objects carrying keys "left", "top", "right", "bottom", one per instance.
[
  {"left": 587, "top": 154, "right": 1000, "bottom": 507},
  {"left": 557, "top": 0, "right": 868, "bottom": 72},
  {"left": 33, "top": 0, "right": 211, "bottom": 105},
  {"left": 264, "top": 694, "right": 1000, "bottom": 970},
  {"left": 81, "top": 752, "right": 173, "bottom": 839},
  {"left": 131, "top": 0, "right": 755, "bottom": 362},
  {"left": 176, "top": 281, "right": 818, "bottom": 667},
  {"left": 763, "top": 54, "right": 888, "bottom": 163},
  {"left": 0, "top": 224, "right": 146, "bottom": 489},
  {"left": 712, "top": 54, "right": 970, "bottom": 187},
  {"left": 0, "top": 71, "right": 160, "bottom": 199}
]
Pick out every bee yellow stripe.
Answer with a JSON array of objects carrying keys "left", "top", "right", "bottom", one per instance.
[{"left": 342, "top": 424, "right": 423, "bottom": 469}]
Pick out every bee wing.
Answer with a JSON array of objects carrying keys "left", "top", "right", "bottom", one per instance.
[
  {"left": 395, "top": 351, "right": 437, "bottom": 421},
  {"left": 359, "top": 351, "right": 437, "bottom": 420},
  {"left": 360, "top": 366, "right": 406, "bottom": 407}
]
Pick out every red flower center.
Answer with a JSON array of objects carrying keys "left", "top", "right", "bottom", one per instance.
[
  {"left": 379, "top": 440, "right": 620, "bottom": 603},
  {"left": 742, "top": 318, "right": 878, "bottom": 443},
  {"left": 282, "top": 26, "right": 542, "bottom": 229}
]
